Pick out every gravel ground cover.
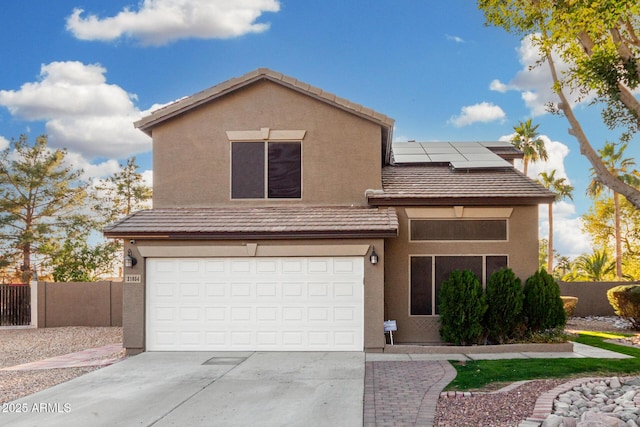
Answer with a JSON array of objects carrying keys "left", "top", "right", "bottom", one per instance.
[
  {"left": 0, "top": 327, "right": 122, "bottom": 404},
  {"left": 435, "top": 316, "right": 640, "bottom": 426}
]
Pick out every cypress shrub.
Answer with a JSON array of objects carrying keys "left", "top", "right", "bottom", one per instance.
[
  {"left": 484, "top": 268, "right": 524, "bottom": 343},
  {"left": 607, "top": 285, "right": 640, "bottom": 330},
  {"left": 522, "top": 269, "right": 566, "bottom": 332},
  {"left": 439, "top": 269, "right": 487, "bottom": 346}
]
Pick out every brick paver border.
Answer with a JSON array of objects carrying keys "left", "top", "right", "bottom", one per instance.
[{"left": 364, "top": 360, "right": 456, "bottom": 426}]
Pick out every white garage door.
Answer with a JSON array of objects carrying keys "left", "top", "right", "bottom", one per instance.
[{"left": 146, "top": 257, "right": 364, "bottom": 351}]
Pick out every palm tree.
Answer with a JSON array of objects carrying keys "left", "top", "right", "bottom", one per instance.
[
  {"left": 538, "top": 170, "right": 574, "bottom": 274},
  {"left": 575, "top": 249, "right": 615, "bottom": 281},
  {"left": 511, "top": 119, "right": 549, "bottom": 176},
  {"left": 587, "top": 141, "right": 640, "bottom": 279}
]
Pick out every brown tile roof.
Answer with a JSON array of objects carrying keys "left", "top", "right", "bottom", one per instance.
[
  {"left": 135, "top": 68, "right": 395, "bottom": 135},
  {"left": 103, "top": 207, "right": 398, "bottom": 239},
  {"left": 367, "top": 165, "right": 556, "bottom": 206}
]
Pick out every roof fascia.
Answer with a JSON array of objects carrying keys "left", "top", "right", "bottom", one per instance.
[
  {"left": 104, "top": 229, "right": 399, "bottom": 240},
  {"left": 367, "top": 196, "right": 556, "bottom": 207}
]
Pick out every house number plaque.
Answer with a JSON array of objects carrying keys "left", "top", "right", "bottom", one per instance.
[{"left": 125, "top": 274, "right": 141, "bottom": 284}]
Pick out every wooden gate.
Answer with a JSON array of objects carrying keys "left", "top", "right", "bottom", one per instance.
[{"left": 0, "top": 284, "right": 31, "bottom": 326}]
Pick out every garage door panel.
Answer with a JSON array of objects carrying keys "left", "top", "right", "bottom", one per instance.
[
  {"left": 230, "top": 260, "right": 251, "bottom": 272},
  {"left": 334, "top": 282, "right": 356, "bottom": 297},
  {"left": 205, "top": 283, "right": 226, "bottom": 296},
  {"left": 231, "top": 283, "right": 251, "bottom": 297},
  {"left": 180, "top": 283, "right": 200, "bottom": 297},
  {"left": 308, "top": 283, "right": 329, "bottom": 297},
  {"left": 147, "top": 257, "right": 364, "bottom": 351},
  {"left": 282, "top": 260, "right": 303, "bottom": 273}
]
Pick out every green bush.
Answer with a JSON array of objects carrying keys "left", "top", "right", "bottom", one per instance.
[
  {"left": 522, "top": 269, "right": 566, "bottom": 332},
  {"left": 607, "top": 285, "right": 640, "bottom": 330},
  {"left": 439, "top": 269, "right": 487, "bottom": 345},
  {"left": 484, "top": 268, "right": 524, "bottom": 343}
]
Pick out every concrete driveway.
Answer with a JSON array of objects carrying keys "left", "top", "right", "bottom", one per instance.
[{"left": 1, "top": 352, "right": 364, "bottom": 427}]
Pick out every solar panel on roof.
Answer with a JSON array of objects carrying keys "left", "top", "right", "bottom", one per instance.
[
  {"left": 428, "top": 153, "right": 466, "bottom": 162},
  {"left": 391, "top": 145, "right": 427, "bottom": 154},
  {"left": 480, "top": 141, "right": 513, "bottom": 147},
  {"left": 392, "top": 153, "right": 430, "bottom": 163},
  {"left": 391, "top": 141, "right": 514, "bottom": 170},
  {"left": 450, "top": 160, "right": 512, "bottom": 169}
]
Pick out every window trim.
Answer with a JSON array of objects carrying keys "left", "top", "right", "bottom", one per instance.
[{"left": 408, "top": 254, "right": 509, "bottom": 317}]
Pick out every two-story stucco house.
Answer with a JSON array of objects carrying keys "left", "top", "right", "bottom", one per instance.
[{"left": 104, "top": 68, "right": 554, "bottom": 354}]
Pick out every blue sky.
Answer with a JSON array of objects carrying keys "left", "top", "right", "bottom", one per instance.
[{"left": 1, "top": 0, "right": 636, "bottom": 258}]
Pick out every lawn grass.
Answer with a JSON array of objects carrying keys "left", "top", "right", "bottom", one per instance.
[{"left": 445, "top": 331, "right": 640, "bottom": 391}]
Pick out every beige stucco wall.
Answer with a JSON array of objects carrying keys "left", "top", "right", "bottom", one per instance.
[
  {"left": 121, "top": 238, "right": 385, "bottom": 354},
  {"left": 383, "top": 205, "right": 540, "bottom": 343},
  {"left": 151, "top": 80, "right": 383, "bottom": 208}
]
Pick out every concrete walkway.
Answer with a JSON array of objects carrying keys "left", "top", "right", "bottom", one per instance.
[{"left": 0, "top": 343, "right": 124, "bottom": 371}]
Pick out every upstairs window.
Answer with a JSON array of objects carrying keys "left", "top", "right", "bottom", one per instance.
[
  {"left": 231, "top": 141, "right": 302, "bottom": 199},
  {"left": 410, "top": 219, "right": 507, "bottom": 241}
]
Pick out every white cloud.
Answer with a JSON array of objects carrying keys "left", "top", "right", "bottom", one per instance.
[
  {"left": 63, "top": 151, "right": 121, "bottom": 181},
  {"left": 0, "top": 136, "right": 9, "bottom": 151},
  {"left": 141, "top": 169, "right": 154, "bottom": 189},
  {"left": 449, "top": 102, "right": 506, "bottom": 127},
  {"left": 490, "top": 34, "right": 592, "bottom": 117},
  {"left": 489, "top": 79, "right": 508, "bottom": 93},
  {"left": 0, "top": 61, "right": 150, "bottom": 159},
  {"left": 446, "top": 34, "right": 465, "bottom": 43},
  {"left": 66, "top": 0, "right": 281, "bottom": 46}
]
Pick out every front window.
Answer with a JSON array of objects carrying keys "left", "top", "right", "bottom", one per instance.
[
  {"left": 410, "top": 255, "right": 508, "bottom": 315},
  {"left": 231, "top": 141, "right": 301, "bottom": 199}
]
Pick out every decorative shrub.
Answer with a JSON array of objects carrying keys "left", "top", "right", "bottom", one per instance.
[
  {"left": 560, "top": 296, "right": 578, "bottom": 318},
  {"left": 607, "top": 285, "right": 640, "bottom": 330},
  {"left": 484, "top": 268, "right": 524, "bottom": 343},
  {"left": 522, "top": 269, "right": 566, "bottom": 333},
  {"left": 439, "top": 269, "right": 487, "bottom": 346}
]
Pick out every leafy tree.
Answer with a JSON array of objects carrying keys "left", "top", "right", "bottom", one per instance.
[
  {"left": 40, "top": 216, "right": 120, "bottom": 282},
  {"left": 47, "top": 239, "right": 120, "bottom": 282},
  {"left": 478, "top": 0, "right": 640, "bottom": 208},
  {"left": 511, "top": 119, "right": 548, "bottom": 176},
  {"left": 538, "top": 169, "right": 574, "bottom": 274},
  {"left": 555, "top": 255, "right": 572, "bottom": 280},
  {"left": 582, "top": 196, "right": 640, "bottom": 280},
  {"left": 93, "top": 157, "right": 152, "bottom": 225},
  {"left": 90, "top": 157, "right": 151, "bottom": 279},
  {"left": 586, "top": 141, "right": 639, "bottom": 278},
  {"left": 574, "top": 249, "right": 616, "bottom": 281},
  {"left": 539, "top": 238, "right": 549, "bottom": 270},
  {"left": 0, "top": 135, "right": 87, "bottom": 282},
  {"left": 540, "top": 238, "right": 572, "bottom": 279}
]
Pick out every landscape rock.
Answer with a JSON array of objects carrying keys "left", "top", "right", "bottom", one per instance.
[{"left": 544, "top": 377, "right": 640, "bottom": 427}]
